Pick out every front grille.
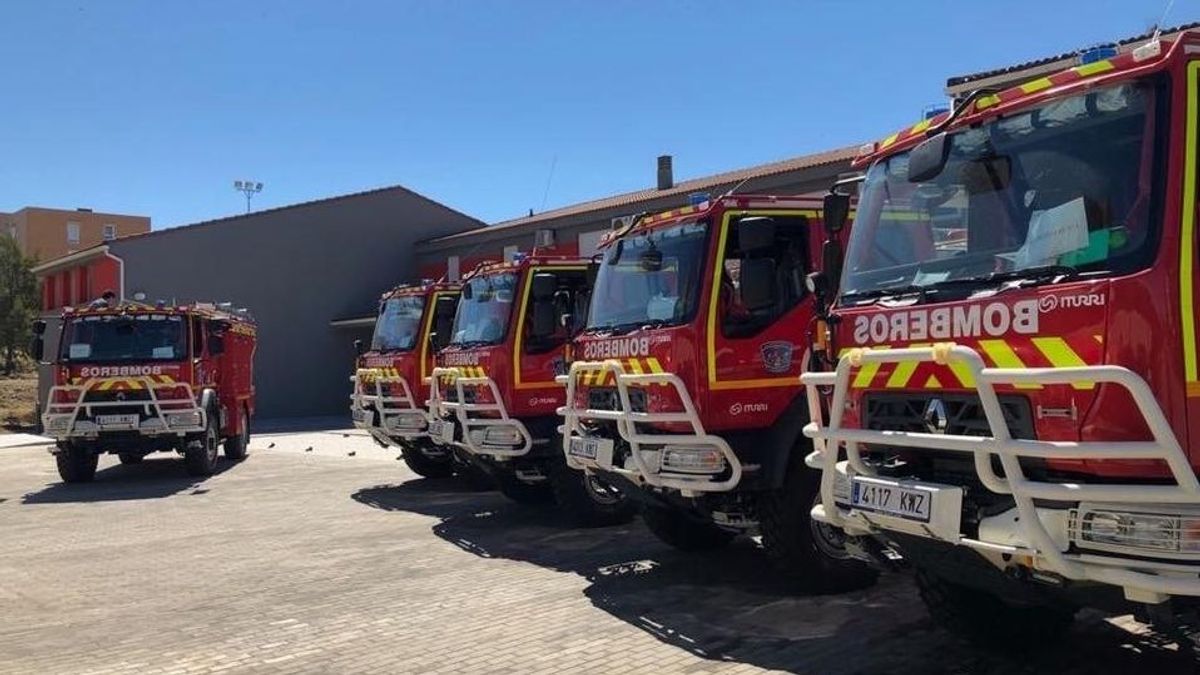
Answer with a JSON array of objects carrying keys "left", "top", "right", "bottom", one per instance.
[
  {"left": 586, "top": 387, "right": 646, "bottom": 412},
  {"left": 863, "top": 392, "right": 1038, "bottom": 521},
  {"left": 863, "top": 393, "right": 1034, "bottom": 439}
]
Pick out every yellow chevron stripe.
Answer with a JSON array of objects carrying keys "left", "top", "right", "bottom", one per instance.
[
  {"left": 1031, "top": 337, "right": 1093, "bottom": 390},
  {"left": 851, "top": 347, "right": 888, "bottom": 388},
  {"left": 1074, "top": 59, "right": 1114, "bottom": 78},
  {"left": 946, "top": 360, "right": 976, "bottom": 388},
  {"left": 978, "top": 340, "right": 1040, "bottom": 389},
  {"left": 885, "top": 343, "right": 929, "bottom": 388},
  {"left": 924, "top": 374, "right": 943, "bottom": 388},
  {"left": 627, "top": 358, "right": 644, "bottom": 375}
]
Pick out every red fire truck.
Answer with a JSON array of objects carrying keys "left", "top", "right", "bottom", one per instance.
[
  {"left": 426, "top": 254, "right": 636, "bottom": 526},
  {"left": 558, "top": 195, "right": 874, "bottom": 589},
  {"left": 350, "top": 281, "right": 465, "bottom": 479},
  {"left": 35, "top": 300, "right": 256, "bottom": 482},
  {"left": 802, "top": 35, "right": 1200, "bottom": 644}
]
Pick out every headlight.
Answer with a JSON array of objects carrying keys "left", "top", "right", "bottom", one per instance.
[
  {"left": 470, "top": 426, "right": 523, "bottom": 446},
  {"left": 1074, "top": 509, "right": 1200, "bottom": 555},
  {"left": 165, "top": 412, "right": 202, "bottom": 428},
  {"left": 661, "top": 446, "right": 726, "bottom": 474}
]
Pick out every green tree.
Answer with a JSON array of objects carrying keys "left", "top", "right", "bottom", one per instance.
[{"left": 0, "top": 236, "right": 39, "bottom": 375}]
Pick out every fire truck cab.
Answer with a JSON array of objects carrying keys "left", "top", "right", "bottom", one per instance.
[
  {"left": 558, "top": 195, "right": 873, "bottom": 589},
  {"left": 803, "top": 34, "right": 1200, "bottom": 644},
  {"left": 35, "top": 300, "right": 256, "bottom": 482},
  {"left": 350, "top": 281, "right": 464, "bottom": 479},
  {"left": 427, "top": 254, "right": 635, "bottom": 526}
]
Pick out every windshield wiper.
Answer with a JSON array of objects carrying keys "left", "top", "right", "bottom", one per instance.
[
  {"left": 842, "top": 284, "right": 930, "bottom": 302},
  {"left": 930, "top": 264, "right": 1080, "bottom": 289},
  {"left": 449, "top": 340, "right": 494, "bottom": 348}
]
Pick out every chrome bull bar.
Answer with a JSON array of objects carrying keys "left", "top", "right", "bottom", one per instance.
[
  {"left": 557, "top": 359, "right": 742, "bottom": 494},
  {"left": 349, "top": 369, "right": 430, "bottom": 442},
  {"left": 428, "top": 366, "right": 531, "bottom": 458},
  {"left": 42, "top": 377, "right": 207, "bottom": 440},
  {"left": 801, "top": 342, "right": 1200, "bottom": 600}
]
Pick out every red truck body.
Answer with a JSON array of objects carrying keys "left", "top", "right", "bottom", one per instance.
[
  {"left": 802, "top": 33, "right": 1200, "bottom": 632},
  {"left": 39, "top": 300, "right": 256, "bottom": 480}
]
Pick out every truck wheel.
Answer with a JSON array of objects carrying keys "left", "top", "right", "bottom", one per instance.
[
  {"left": 184, "top": 412, "right": 220, "bottom": 477},
  {"left": 641, "top": 505, "right": 735, "bottom": 551},
  {"left": 117, "top": 452, "right": 144, "bottom": 465},
  {"left": 223, "top": 406, "right": 250, "bottom": 462},
  {"left": 494, "top": 470, "right": 554, "bottom": 505},
  {"left": 548, "top": 458, "right": 635, "bottom": 527},
  {"left": 916, "top": 569, "right": 1075, "bottom": 647},
  {"left": 451, "top": 452, "right": 495, "bottom": 491},
  {"left": 400, "top": 440, "right": 455, "bottom": 479},
  {"left": 759, "top": 459, "right": 878, "bottom": 593},
  {"left": 56, "top": 445, "right": 98, "bottom": 483}
]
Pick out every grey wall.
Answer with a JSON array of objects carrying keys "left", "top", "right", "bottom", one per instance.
[{"left": 111, "top": 188, "right": 481, "bottom": 419}]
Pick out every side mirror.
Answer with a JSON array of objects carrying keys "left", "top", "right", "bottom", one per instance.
[
  {"left": 461, "top": 283, "right": 473, "bottom": 300},
  {"left": 738, "top": 216, "right": 777, "bottom": 252},
  {"left": 586, "top": 260, "right": 601, "bottom": 287},
  {"left": 531, "top": 273, "right": 557, "bottom": 299},
  {"left": 32, "top": 320, "right": 46, "bottom": 336},
  {"left": 822, "top": 240, "right": 843, "bottom": 293},
  {"left": 530, "top": 298, "right": 557, "bottom": 339},
  {"left": 907, "top": 131, "right": 951, "bottom": 183},
  {"left": 740, "top": 258, "right": 778, "bottom": 311},
  {"left": 30, "top": 335, "right": 44, "bottom": 362},
  {"left": 354, "top": 338, "right": 365, "bottom": 356},
  {"left": 209, "top": 335, "right": 225, "bottom": 356},
  {"left": 822, "top": 191, "right": 851, "bottom": 235},
  {"left": 806, "top": 271, "right": 830, "bottom": 308}
]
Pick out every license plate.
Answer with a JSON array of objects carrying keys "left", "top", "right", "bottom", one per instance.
[
  {"left": 568, "top": 436, "right": 613, "bottom": 461},
  {"left": 427, "top": 419, "right": 453, "bottom": 443},
  {"left": 851, "top": 477, "right": 933, "bottom": 522},
  {"left": 96, "top": 414, "right": 139, "bottom": 429}
]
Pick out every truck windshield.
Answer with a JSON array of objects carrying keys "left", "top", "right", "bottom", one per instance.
[
  {"left": 371, "top": 295, "right": 425, "bottom": 352},
  {"left": 588, "top": 221, "right": 708, "bottom": 331},
  {"left": 61, "top": 314, "right": 187, "bottom": 362},
  {"left": 451, "top": 272, "right": 516, "bottom": 346},
  {"left": 842, "top": 79, "right": 1163, "bottom": 299}
]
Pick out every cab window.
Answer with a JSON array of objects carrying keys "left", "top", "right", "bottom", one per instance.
[{"left": 719, "top": 214, "right": 810, "bottom": 338}]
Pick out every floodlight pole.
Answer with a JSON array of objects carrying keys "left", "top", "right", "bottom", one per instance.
[{"left": 233, "top": 180, "right": 264, "bottom": 213}]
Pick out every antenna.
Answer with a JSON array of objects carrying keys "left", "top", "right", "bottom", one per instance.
[
  {"left": 718, "top": 174, "right": 758, "bottom": 200},
  {"left": 1151, "top": 0, "right": 1176, "bottom": 42},
  {"left": 539, "top": 154, "right": 558, "bottom": 213}
]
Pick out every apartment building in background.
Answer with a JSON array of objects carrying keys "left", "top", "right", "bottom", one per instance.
[{"left": 1, "top": 206, "right": 150, "bottom": 261}]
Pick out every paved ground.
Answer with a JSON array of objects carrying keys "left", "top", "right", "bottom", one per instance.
[{"left": 0, "top": 427, "right": 1197, "bottom": 674}]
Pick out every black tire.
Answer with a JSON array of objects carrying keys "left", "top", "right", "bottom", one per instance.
[
  {"left": 916, "top": 569, "right": 1076, "bottom": 648},
  {"left": 400, "top": 441, "right": 455, "bottom": 479},
  {"left": 223, "top": 405, "right": 250, "bottom": 462},
  {"left": 641, "top": 505, "right": 735, "bottom": 551},
  {"left": 759, "top": 458, "right": 878, "bottom": 593},
  {"left": 117, "top": 452, "right": 144, "bottom": 465},
  {"left": 494, "top": 470, "right": 554, "bottom": 505},
  {"left": 548, "top": 458, "right": 635, "bottom": 527},
  {"left": 184, "top": 409, "right": 220, "bottom": 477},
  {"left": 56, "top": 445, "right": 98, "bottom": 483},
  {"left": 451, "top": 453, "right": 495, "bottom": 491}
]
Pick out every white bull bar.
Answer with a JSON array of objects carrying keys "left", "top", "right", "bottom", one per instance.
[
  {"left": 42, "top": 377, "right": 207, "bottom": 440},
  {"left": 427, "top": 366, "right": 532, "bottom": 458},
  {"left": 557, "top": 360, "right": 742, "bottom": 494},
  {"left": 801, "top": 342, "right": 1200, "bottom": 600},
  {"left": 349, "top": 369, "right": 430, "bottom": 442}
]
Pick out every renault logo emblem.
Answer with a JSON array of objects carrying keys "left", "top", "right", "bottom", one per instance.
[
  {"left": 923, "top": 398, "right": 948, "bottom": 434},
  {"left": 115, "top": 392, "right": 127, "bottom": 402}
]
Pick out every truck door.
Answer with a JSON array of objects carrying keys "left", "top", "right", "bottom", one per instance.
[
  {"left": 705, "top": 210, "right": 815, "bottom": 428},
  {"left": 514, "top": 266, "right": 588, "bottom": 394}
]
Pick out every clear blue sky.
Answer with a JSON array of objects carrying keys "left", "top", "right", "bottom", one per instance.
[{"left": 0, "top": 1, "right": 1186, "bottom": 229}]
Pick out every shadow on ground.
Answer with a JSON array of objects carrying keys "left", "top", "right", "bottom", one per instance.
[
  {"left": 22, "top": 456, "right": 236, "bottom": 504},
  {"left": 352, "top": 480, "right": 1199, "bottom": 674}
]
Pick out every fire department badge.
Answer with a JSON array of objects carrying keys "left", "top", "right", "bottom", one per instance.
[{"left": 760, "top": 341, "right": 795, "bottom": 374}]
